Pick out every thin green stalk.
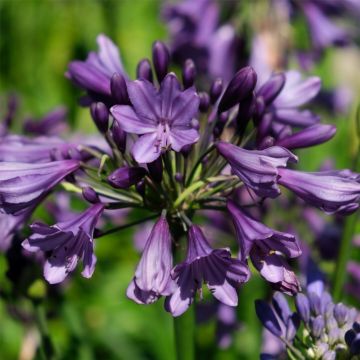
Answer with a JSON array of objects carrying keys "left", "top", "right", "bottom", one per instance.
[
  {"left": 174, "top": 180, "right": 205, "bottom": 208},
  {"left": 332, "top": 211, "right": 359, "bottom": 301},
  {"left": 174, "top": 307, "right": 195, "bottom": 360},
  {"left": 95, "top": 213, "right": 159, "bottom": 238},
  {"left": 33, "top": 301, "right": 56, "bottom": 360}
]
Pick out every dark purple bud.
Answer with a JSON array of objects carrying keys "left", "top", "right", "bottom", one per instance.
[
  {"left": 310, "top": 315, "right": 325, "bottom": 338},
  {"left": 82, "top": 186, "right": 100, "bottom": 204},
  {"left": 136, "top": 179, "right": 146, "bottom": 196},
  {"left": 276, "top": 126, "right": 292, "bottom": 141},
  {"left": 136, "top": 58, "right": 153, "bottom": 82},
  {"left": 90, "top": 102, "right": 109, "bottom": 133},
  {"left": 253, "top": 96, "right": 266, "bottom": 126},
  {"left": 213, "top": 112, "right": 228, "bottom": 138},
  {"left": 152, "top": 41, "right": 170, "bottom": 83},
  {"left": 181, "top": 144, "right": 192, "bottom": 157},
  {"left": 147, "top": 158, "right": 163, "bottom": 183},
  {"left": 111, "top": 73, "right": 129, "bottom": 104},
  {"left": 354, "top": 322, "right": 360, "bottom": 333},
  {"left": 255, "top": 300, "right": 282, "bottom": 337},
  {"left": 190, "top": 118, "right": 200, "bottom": 131},
  {"left": 236, "top": 94, "right": 255, "bottom": 135},
  {"left": 218, "top": 66, "right": 257, "bottom": 113},
  {"left": 175, "top": 173, "right": 183, "bottom": 183},
  {"left": 345, "top": 329, "right": 356, "bottom": 346},
  {"left": 210, "top": 78, "right": 223, "bottom": 104},
  {"left": 259, "top": 136, "right": 275, "bottom": 150},
  {"left": 199, "top": 92, "right": 210, "bottom": 112},
  {"left": 275, "top": 124, "right": 336, "bottom": 150},
  {"left": 256, "top": 112, "right": 273, "bottom": 143},
  {"left": 257, "top": 73, "right": 286, "bottom": 105},
  {"left": 333, "top": 303, "right": 349, "bottom": 326},
  {"left": 111, "top": 120, "right": 127, "bottom": 153},
  {"left": 182, "top": 59, "right": 196, "bottom": 89},
  {"left": 108, "top": 167, "right": 147, "bottom": 189},
  {"left": 350, "top": 334, "right": 360, "bottom": 355},
  {"left": 295, "top": 293, "right": 310, "bottom": 323}
]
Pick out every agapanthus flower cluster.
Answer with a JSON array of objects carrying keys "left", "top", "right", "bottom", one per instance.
[
  {"left": 0, "top": 30, "right": 359, "bottom": 321},
  {"left": 256, "top": 288, "right": 359, "bottom": 359}
]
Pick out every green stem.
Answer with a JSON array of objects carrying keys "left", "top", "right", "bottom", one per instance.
[
  {"left": 174, "top": 307, "right": 195, "bottom": 360},
  {"left": 174, "top": 180, "right": 205, "bottom": 208},
  {"left": 332, "top": 211, "right": 359, "bottom": 301},
  {"left": 95, "top": 213, "right": 159, "bottom": 238},
  {"left": 33, "top": 301, "right": 56, "bottom": 360}
]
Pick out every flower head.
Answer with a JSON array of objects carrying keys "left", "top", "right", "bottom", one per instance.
[
  {"left": 22, "top": 203, "right": 105, "bottom": 284},
  {"left": 111, "top": 73, "right": 200, "bottom": 163},
  {"left": 165, "top": 225, "right": 249, "bottom": 317},
  {"left": 278, "top": 168, "right": 360, "bottom": 214},
  {"left": 0, "top": 160, "right": 80, "bottom": 214},
  {"left": 127, "top": 213, "right": 173, "bottom": 304},
  {"left": 217, "top": 142, "right": 297, "bottom": 198}
]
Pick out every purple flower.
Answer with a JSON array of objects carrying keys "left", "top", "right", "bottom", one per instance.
[
  {"left": 165, "top": 225, "right": 250, "bottom": 317},
  {"left": 0, "top": 160, "right": 80, "bottom": 214},
  {"left": 303, "top": 2, "right": 349, "bottom": 50},
  {"left": 217, "top": 142, "right": 297, "bottom": 198},
  {"left": 111, "top": 73, "right": 200, "bottom": 163},
  {"left": 275, "top": 124, "right": 336, "bottom": 150},
  {"left": 108, "top": 166, "right": 147, "bottom": 189},
  {"left": 67, "top": 34, "right": 126, "bottom": 102},
  {"left": 0, "top": 135, "right": 81, "bottom": 163},
  {"left": 127, "top": 214, "right": 174, "bottom": 304},
  {"left": 23, "top": 106, "right": 68, "bottom": 136},
  {"left": 278, "top": 168, "right": 360, "bottom": 214},
  {"left": 22, "top": 203, "right": 105, "bottom": 284},
  {"left": 227, "top": 200, "right": 301, "bottom": 295}
]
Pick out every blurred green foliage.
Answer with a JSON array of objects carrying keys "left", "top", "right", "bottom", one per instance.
[{"left": 0, "top": 1, "right": 359, "bottom": 359}]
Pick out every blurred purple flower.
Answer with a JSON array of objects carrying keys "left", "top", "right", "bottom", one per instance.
[
  {"left": 165, "top": 225, "right": 249, "bottom": 317},
  {"left": 278, "top": 168, "right": 360, "bottom": 214},
  {"left": 0, "top": 160, "right": 80, "bottom": 214},
  {"left": 22, "top": 203, "right": 104, "bottom": 284},
  {"left": 127, "top": 213, "right": 174, "bottom": 304},
  {"left": 23, "top": 106, "right": 68, "bottom": 136},
  {"left": 217, "top": 142, "right": 297, "bottom": 198},
  {"left": 111, "top": 73, "right": 200, "bottom": 163}
]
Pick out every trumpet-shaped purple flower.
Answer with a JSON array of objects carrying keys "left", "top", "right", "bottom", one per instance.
[
  {"left": 22, "top": 203, "right": 105, "bottom": 284},
  {"left": 111, "top": 73, "right": 200, "bottom": 163},
  {"left": 67, "top": 34, "right": 126, "bottom": 101},
  {"left": 278, "top": 168, "right": 360, "bottom": 214},
  {"left": 127, "top": 214, "right": 174, "bottom": 304},
  {"left": 0, "top": 160, "right": 80, "bottom": 214},
  {"left": 165, "top": 225, "right": 250, "bottom": 317},
  {"left": 227, "top": 201, "right": 301, "bottom": 294},
  {"left": 217, "top": 142, "right": 297, "bottom": 198}
]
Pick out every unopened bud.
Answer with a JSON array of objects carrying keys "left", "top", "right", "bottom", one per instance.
[
  {"left": 152, "top": 41, "right": 170, "bottom": 83},
  {"left": 182, "top": 59, "right": 196, "bottom": 89},
  {"left": 111, "top": 73, "right": 129, "bottom": 104},
  {"left": 90, "top": 102, "right": 109, "bottom": 133},
  {"left": 137, "top": 58, "right": 153, "bottom": 82}
]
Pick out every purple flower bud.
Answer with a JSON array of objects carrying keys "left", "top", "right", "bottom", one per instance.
[
  {"left": 346, "top": 329, "right": 357, "bottom": 347},
  {"left": 275, "top": 124, "right": 336, "bottom": 150},
  {"left": 182, "top": 59, "right": 196, "bottom": 89},
  {"left": 135, "top": 179, "right": 146, "bottom": 196},
  {"left": 236, "top": 94, "right": 255, "bottom": 135},
  {"left": 272, "top": 292, "right": 292, "bottom": 324},
  {"left": 257, "top": 73, "right": 286, "bottom": 106},
  {"left": 90, "top": 102, "right": 109, "bottom": 133},
  {"left": 256, "top": 112, "right": 272, "bottom": 143},
  {"left": 152, "top": 41, "right": 170, "bottom": 83},
  {"left": 136, "top": 58, "right": 153, "bottom": 82},
  {"left": 110, "top": 73, "right": 129, "bottom": 104},
  {"left": 82, "top": 187, "right": 100, "bottom": 204},
  {"left": 255, "top": 300, "right": 282, "bottom": 337},
  {"left": 127, "top": 213, "right": 174, "bottom": 304},
  {"left": 199, "top": 92, "right": 210, "bottom": 112},
  {"left": 278, "top": 168, "right": 360, "bottom": 215},
  {"left": 327, "top": 328, "right": 341, "bottom": 346},
  {"left": 350, "top": 334, "right": 360, "bottom": 355},
  {"left": 259, "top": 136, "right": 275, "bottom": 150},
  {"left": 326, "top": 315, "right": 338, "bottom": 332},
  {"left": 310, "top": 315, "right": 325, "bottom": 338},
  {"left": 108, "top": 167, "right": 147, "bottom": 189},
  {"left": 111, "top": 120, "right": 127, "bottom": 153},
  {"left": 295, "top": 293, "right": 310, "bottom": 323},
  {"left": 210, "top": 78, "right": 223, "bottom": 104},
  {"left": 333, "top": 303, "right": 349, "bottom": 327},
  {"left": 253, "top": 97, "right": 266, "bottom": 125},
  {"left": 181, "top": 144, "right": 192, "bottom": 157},
  {"left": 175, "top": 173, "right": 183, "bottom": 183},
  {"left": 218, "top": 66, "right": 257, "bottom": 113},
  {"left": 286, "top": 313, "right": 300, "bottom": 341},
  {"left": 191, "top": 118, "right": 200, "bottom": 130},
  {"left": 147, "top": 158, "right": 163, "bottom": 183},
  {"left": 308, "top": 291, "right": 322, "bottom": 316},
  {"left": 217, "top": 142, "right": 297, "bottom": 198},
  {"left": 322, "top": 350, "right": 336, "bottom": 360}
]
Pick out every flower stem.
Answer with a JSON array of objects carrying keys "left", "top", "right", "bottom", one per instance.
[
  {"left": 33, "top": 301, "right": 56, "bottom": 360},
  {"left": 173, "top": 306, "right": 195, "bottom": 360},
  {"left": 332, "top": 211, "right": 358, "bottom": 301}
]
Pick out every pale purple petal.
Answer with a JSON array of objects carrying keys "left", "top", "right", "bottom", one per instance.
[{"left": 131, "top": 132, "right": 162, "bottom": 163}]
